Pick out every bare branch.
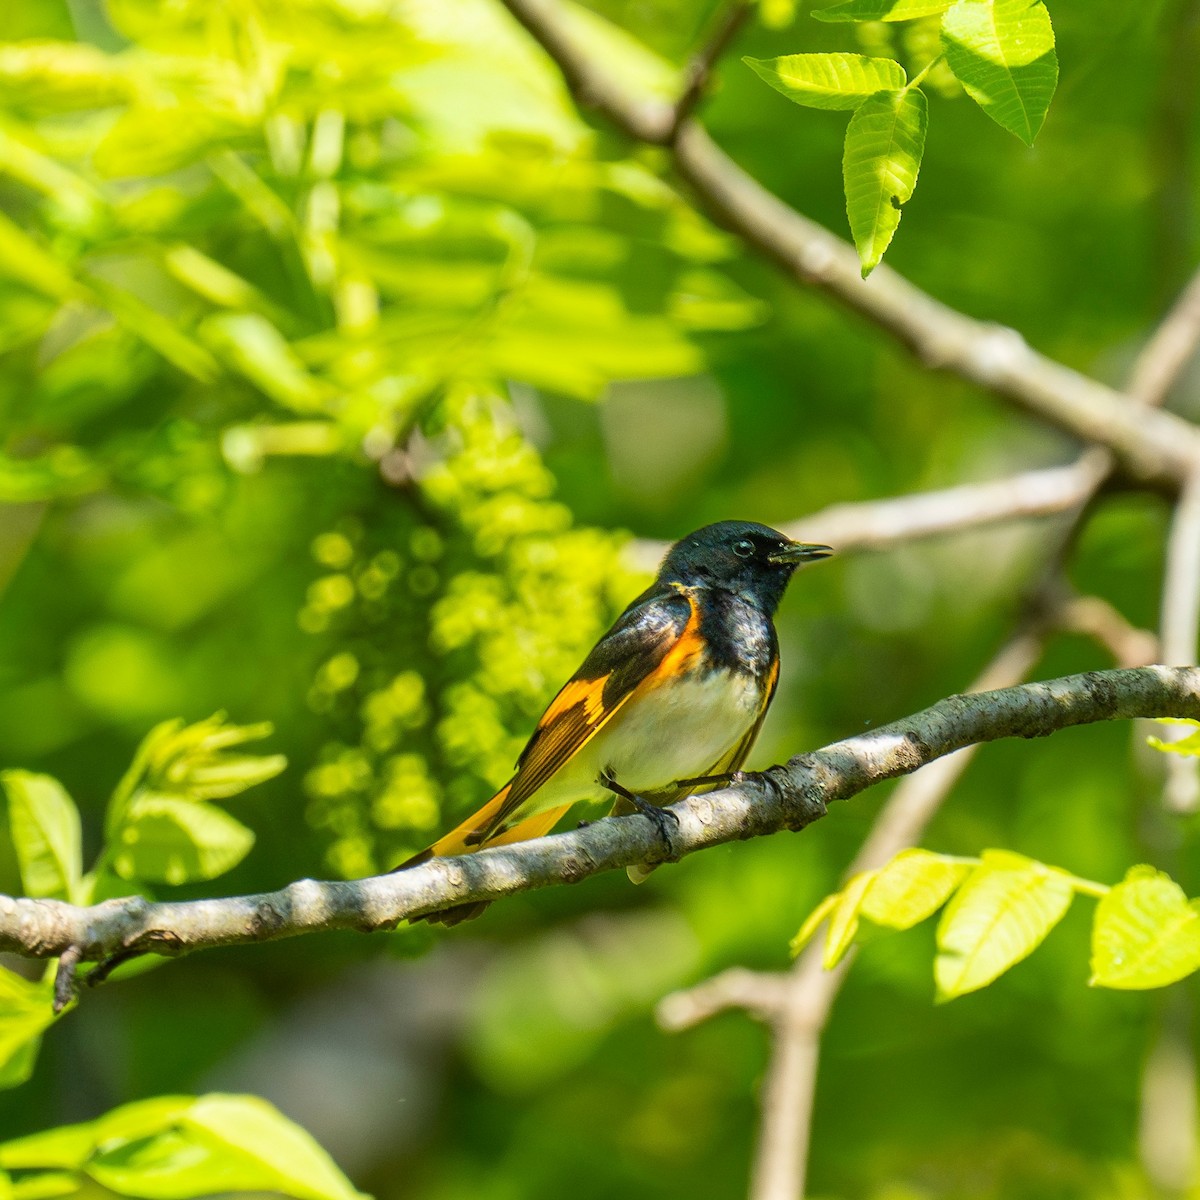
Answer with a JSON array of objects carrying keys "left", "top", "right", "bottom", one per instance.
[
  {"left": 1055, "top": 594, "right": 1161, "bottom": 669},
  {"left": 5, "top": 667, "right": 1200, "bottom": 1006},
  {"left": 627, "top": 454, "right": 1107, "bottom": 571},
  {"left": 658, "top": 967, "right": 787, "bottom": 1030},
  {"left": 1158, "top": 466, "right": 1200, "bottom": 812},
  {"left": 497, "top": 0, "right": 1200, "bottom": 486},
  {"left": 1129, "top": 268, "right": 1200, "bottom": 407}
]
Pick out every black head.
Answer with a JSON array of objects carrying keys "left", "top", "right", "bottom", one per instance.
[{"left": 657, "top": 520, "right": 832, "bottom": 616}]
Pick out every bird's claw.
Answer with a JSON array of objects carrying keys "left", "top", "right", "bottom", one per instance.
[{"left": 599, "top": 769, "right": 679, "bottom": 856}]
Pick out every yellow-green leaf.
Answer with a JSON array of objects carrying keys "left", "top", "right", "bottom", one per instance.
[
  {"left": 0, "top": 967, "right": 57, "bottom": 1090},
  {"left": 814, "top": 0, "right": 953, "bottom": 20},
  {"left": 842, "top": 87, "right": 928, "bottom": 276},
  {"left": 823, "top": 870, "right": 878, "bottom": 968},
  {"left": 861, "top": 849, "right": 970, "bottom": 929},
  {"left": 744, "top": 54, "right": 907, "bottom": 111},
  {"left": 934, "top": 850, "right": 1073, "bottom": 1000},
  {"left": 1091, "top": 866, "right": 1200, "bottom": 989},
  {"left": 111, "top": 795, "right": 254, "bottom": 885},
  {"left": 941, "top": 0, "right": 1058, "bottom": 146},
  {"left": 2, "top": 772, "right": 82, "bottom": 902},
  {"left": 790, "top": 891, "right": 840, "bottom": 956},
  {"left": 1147, "top": 719, "right": 1200, "bottom": 758}
]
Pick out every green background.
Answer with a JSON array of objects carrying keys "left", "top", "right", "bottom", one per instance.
[{"left": 0, "top": 0, "right": 1195, "bottom": 1195}]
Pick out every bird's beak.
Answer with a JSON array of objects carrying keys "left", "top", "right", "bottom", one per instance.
[{"left": 768, "top": 541, "right": 834, "bottom": 564}]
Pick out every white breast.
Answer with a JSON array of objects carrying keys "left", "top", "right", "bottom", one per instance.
[{"left": 529, "top": 668, "right": 764, "bottom": 815}]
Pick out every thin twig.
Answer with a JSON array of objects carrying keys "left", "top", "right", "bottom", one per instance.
[
  {"left": 669, "top": 2, "right": 753, "bottom": 138},
  {"left": 1129, "top": 268, "right": 1200, "bottom": 407},
  {"left": 627, "top": 455, "right": 1107, "bottom": 571}
]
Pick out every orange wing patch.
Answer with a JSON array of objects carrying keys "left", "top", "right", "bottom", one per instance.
[
  {"left": 480, "top": 589, "right": 702, "bottom": 838},
  {"left": 637, "top": 615, "right": 705, "bottom": 690},
  {"left": 538, "top": 676, "right": 608, "bottom": 727}
]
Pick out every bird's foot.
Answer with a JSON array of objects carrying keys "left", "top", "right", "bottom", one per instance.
[{"left": 599, "top": 769, "right": 680, "bottom": 856}]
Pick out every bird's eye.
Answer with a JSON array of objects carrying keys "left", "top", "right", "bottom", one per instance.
[{"left": 733, "top": 539, "right": 755, "bottom": 558}]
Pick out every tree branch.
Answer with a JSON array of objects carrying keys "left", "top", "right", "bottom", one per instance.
[
  {"left": 1158, "top": 464, "right": 1200, "bottom": 813},
  {"left": 6, "top": 667, "right": 1200, "bottom": 1004},
  {"left": 497, "top": 0, "right": 1200, "bottom": 487},
  {"left": 669, "top": 1, "right": 753, "bottom": 137},
  {"left": 627, "top": 453, "right": 1107, "bottom": 570}
]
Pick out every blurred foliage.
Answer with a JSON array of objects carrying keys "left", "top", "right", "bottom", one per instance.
[{"left": 0, "top": 0, "right": 1199, "bottom": 1197}]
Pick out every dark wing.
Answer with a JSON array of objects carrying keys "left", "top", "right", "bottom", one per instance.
[{"left": 469, "top": 582, "right": 697, "bottom": 842}]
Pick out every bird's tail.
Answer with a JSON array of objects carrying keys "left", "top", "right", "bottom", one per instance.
[{"left": 394, "top": 783, "right": 570, "bottom": 926}]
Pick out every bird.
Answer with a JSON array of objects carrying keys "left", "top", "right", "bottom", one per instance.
[{"left": 397, "top": 520, "right": 832, "bottom": 924}]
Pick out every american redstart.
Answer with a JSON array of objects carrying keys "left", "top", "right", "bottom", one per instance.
[{"left": 398, "top": 520, "right": 832, "bottom": 924}]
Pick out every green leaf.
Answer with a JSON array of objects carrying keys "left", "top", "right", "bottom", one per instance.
[
  {"left": 110, "top": 795, "right": 254, "bottom": 885},
  {"left": 861, "top": 849, "right": 971, "bottom": 929},
  {"left": 941, "top": 0, "right": 1058, "bottom": 146},
  {"left": 2, "top": 771, "right": 82, "bottom": 901},
  {"left": 11, "top": 1171, "right": 80, "bottom": 1200},
  {"left": 842, "top": 87, "right": 928, "bottom": 276},
  {"left": 201, "top": 313, "right": 329, "bottom": 412},
  {"left": 744, "top": 54, "right": 907, "bottom": 111},
  {"left": 87, "top": 1095, "right": 363, "bottom": 1200},
  {"left": 1147, "top": 719, "right": 1200, "bottom": 758},
  {"left": 813, "top": 0, "right": 953, "bottom": 21},
  {"left": 84, "top": 277, "right": 218, "bottom": 383},
  {"left": 108, "top": 715, "right": 285, "bottom": 838},
  {"left": 0, "top": 1120, "right": 96, "bottom": 1170},
  {"left": 0, "top": 967, "right": 57, "bottom": 1090},
  {"left": 934, "top": 850, "right": 1074, "bottom": 1000},
  {"left": 0, "top": 212, "right": 77, "bottom": 301},
  {"left": 823, "top": 870, "right": 878, "bottom": 968},
  {"left": 1090, "top": 866, "right": 1200, "bottom": 989},
  {"left": 790, "top": 891, "right": 839, "bottom": 956}
]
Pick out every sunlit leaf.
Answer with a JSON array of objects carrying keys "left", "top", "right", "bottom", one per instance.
[
  {"left": 11, "top": 1171, "right": 80, "bottom": 1200},
  {"left": 842, "top": 87, "right": 927, "bottom": 275},
  {"left": 83, "top": 277, "right": 218, "bottom": 383},
  {"left": 790, "top": 891, "right": 839, "bottom": 956},
  {"left": 0, "top": 1121, "right": 95, "bottom": 1171},
  {"left": 861, "top": 849, "right": 970, "bottom": 929},
  {"left": 0, "top": 212, "right": 77, "bottom": 300},
  {"left": 813, "top": 0, "right": 953, "bottom": 19},
  {"left": 0, "top": 42, "right": 131, "bottom": 111},
  {"left": 823, "top": 869, "right": 878, "bottom": 968},
  {"left": 85, "top": 1095, "right": 364, "bottom": 1200},
  {"left": 1147, "top": 719, "right": 1200, "bottom": 758},
  {"left": 1091, "top": 866, "right": 1200, "bottom": 989},
  {"left": 201, "top": 313, "right": 328, "bottom": 412},
  {"left": 744, "top": 54, "right": 907, "bottom": 110},
  {"left": 941, "top": 0, "right": 1057, "bottom": 145},
  {"left": 1, "top": 771, "right": 81, "bottom": 902},
  {"left": 0, "top": 967, "right": 57, "bottom": 1090},
  {"left": 110, "top": 795, "right": 254, "bottom": 884},
  {"left": 935, "top": 850, "right": 1074, "bottom": 1000}
]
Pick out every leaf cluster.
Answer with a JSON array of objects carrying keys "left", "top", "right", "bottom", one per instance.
[
  {"left": 794, "top": 846, "right": 1200, "bottom": 1001},
  {"left": 746, "top": 0, "right": 1058, "bottom": 273},
  {"left": 0, "top": 715, "right": 283, "bottom": 1085}
]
